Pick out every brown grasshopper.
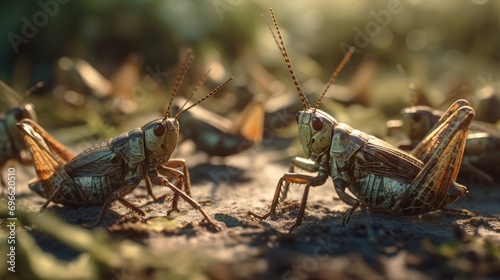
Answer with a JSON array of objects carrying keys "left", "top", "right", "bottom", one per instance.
[
  {"left": 0, "top": 81, "right": 40, "bottom": 190},
  {"left": 54, "top": 53, "right": 142, "bottom": 124},
  {"left": 248, "top": 9, "right": 474, "bottom": 232},
  {"left": 18, "top": 51, "right": 231, "bottom": 230},
  {"left": 170, "top": 96, "right": 264, "bottom": 158},
  {"left": 387, "top": 105, "right": 500, "bottom": 183}
]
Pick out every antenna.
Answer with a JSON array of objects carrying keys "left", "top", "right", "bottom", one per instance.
[
  {"left": 396, "top": 64, "right": 418, "bottom": 106},
  {"left": 0, "top": 80, "right": 23, "bottom": 106},
  {"left": 164, "top": 49, "right": 194, "bottom": 119},
  {"left": 175, "top": 77, "right": 233, "bottom": 120},
  {"left": 26, "top": 81, "right": 44, "bottom": 96},
  {"left": 0, "top": 81, "right": 44, "bottom": 107},
  {"left": 175, "top": 69, "right": 211, "bottom": 117},
  {"left": 314, "top": 47, "right": 355, "bottom": 111},
  {"left": 268, "top": 8, "right": 310, "bottom": 109}
]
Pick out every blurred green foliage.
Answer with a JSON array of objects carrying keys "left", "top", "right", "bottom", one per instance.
[
  {"left": 1, "top": 0, "right": 499, "bottom": 158},
  {"left": 1, "top": 0, "right": 499, "bottom": 89}
]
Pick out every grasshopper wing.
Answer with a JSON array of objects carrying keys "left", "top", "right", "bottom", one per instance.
[
  {"left": 109, "top": 53, "right": 142, "bottom": 100},
  {"left": 18, "top": 119, "right": 74, "bottom": 163},
  {"left": 228, "top": 99, "right": 264, "bottom": 143},
  {"left": 63, "top": 144, "right": 125, "bottom": 177},
  {"left": 17, "top": 119, "right": 75, "bottom": 193},
  {"left": 73, "top": 59, "right": 112, "bottom": 99},
  {"left": 359, "top": 137, "right": 424, "bottom": 182}
]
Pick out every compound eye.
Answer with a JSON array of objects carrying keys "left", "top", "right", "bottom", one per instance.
[
  {"left": 13, "top": 108, "right": 25, "bottom": 121},
  {"left": 311, "top": 117, "right": 323, "bottom": 131},
  {"left": 153, "top": 123, "right": 166, "bottom": 137},
  {"left": 411, "top": 114, "right": 421, "bottom": 123},
  {"left": 295, "top": 112, "right": 300, "bottom": 123}
]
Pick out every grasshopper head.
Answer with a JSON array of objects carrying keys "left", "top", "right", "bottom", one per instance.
[
  {"left": 400, "top": 106, "right": 441, "bottom": 144},
  {"left": 5, "top": 104, "right": 37, "bottom": 128},
  {"left": 264, "top": 9, "right": 354, "bottom": 161},
  {"left": 296, "top": 109, "right": 337, "bottom": 161},
  {"left": 142, "top": 117, "right": 179, "bottom": 165}
]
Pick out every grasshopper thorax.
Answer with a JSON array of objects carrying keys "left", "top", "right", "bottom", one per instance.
[
  {"left": 142, "top": 117, "right": 179, "bottom": 165},
  {"left": 296, "top": 109, "right": 337, "bottom": 161}
]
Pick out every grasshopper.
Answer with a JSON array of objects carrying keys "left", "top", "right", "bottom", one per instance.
[
  {"left": 54, "top": 53, "right": 142, "bottom": 124},
  {"left": 0, "top": 81, "right": 40, "bottom": 190},
  {"left": 248, "top": 9, "right": 474, "bottom": 232},
  {"left": 18, "top": 51, "right": 231, "bottom": 230},
  {"left": 170, "top": 96, "right": 264, "bottom": 158},
  {"left": 387, "top": 105, "right": 500, "bottom": 183}
]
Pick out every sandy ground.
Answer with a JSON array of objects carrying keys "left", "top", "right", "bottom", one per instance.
[{"left": 1, "top": 133, "right": 500, "bottom": 280}]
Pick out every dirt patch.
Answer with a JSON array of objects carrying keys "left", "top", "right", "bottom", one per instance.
[{"left": 1, "top": 140, "right": 500, "bottom": 280}]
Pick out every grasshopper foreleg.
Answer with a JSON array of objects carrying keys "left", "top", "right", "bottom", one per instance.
[
  {"left": 145, "top": 176, "right": 157, "bottom": 201},
  {"left": 149, "top": 175, "right": 221, "bottom": 231},
  {"left": 282, "top": 157, "right": 320, "bottom": 201},
  {"left": 248, "top": 171, "right": 327, "bottom": 232},
  {"left": 155, "top": 166, "right": 184, "bottom": 215},
  {"left": 161, "top": 159, "right": 192, "bottom": 195}
]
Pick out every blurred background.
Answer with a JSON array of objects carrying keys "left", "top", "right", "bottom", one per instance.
[
  {"left": 1, "top": 1, "right": 500, "bottom": 279},
  {"left": 1, "top": 0, "right": 499, "bottom": 142}
]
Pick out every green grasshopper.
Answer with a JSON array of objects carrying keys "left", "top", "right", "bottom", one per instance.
[
  {"left": 0, "top": 81, "right": 39, "bottom": 190},
  {"left": 170, "top": 96, "right": 264, "bottom": 158},
  {"left": 387, "top": 105, "right": 500, "bottom": 183},
  {"left": 248, "top": 9, "right": 474, "bottom": 232},
  {"left": 18, "top": 51, "right": 231, "bottom": 230}
]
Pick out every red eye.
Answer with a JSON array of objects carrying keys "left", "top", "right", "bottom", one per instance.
[
  {"left": 153, "top": 123, "right": 166, "bottom": 137},
  {"left": 312, "top": 117, "right": 323, "bottom": 131}
]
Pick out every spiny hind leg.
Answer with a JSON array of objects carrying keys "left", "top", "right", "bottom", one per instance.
[{"left": 396, "top": 105, "right": 474, "bottom": 214}]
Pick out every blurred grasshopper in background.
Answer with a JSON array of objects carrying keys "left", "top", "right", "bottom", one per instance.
[
  {"left": 53, "top": 53, "right": 142, "bottom": 124},
  {"left": 170, "top": 96, "right": 264, "bottom": 158},
  {"left": 18, "top": 50, "right": 231, "bottom": 231},
  {"left": 387, "top": 105, "right": 500, "bottom": 183},
  {"left": 471, "top": 85, "right": 500, "bottom": 124},
  {"left": 0, "top": 81, "right": 40, "bottom": 190},
  {"left": 249, "top": 9, "right": 474, "bottom": 232}
]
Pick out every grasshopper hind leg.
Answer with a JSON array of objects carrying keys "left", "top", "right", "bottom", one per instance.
[
  {"left": 84, "top": 181, "right": 143, "bottom": 228},
  {"left": 396, "top": 102, "right": 474, "bottom": 215}
]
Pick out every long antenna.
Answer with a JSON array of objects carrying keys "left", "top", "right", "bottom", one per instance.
[
  {"left": 164, "top": 49, "right": 194, "bottom": 119},
  {"left": 268, "top": 8, "right": 310, "bottom": 109},
  {"left": 175, "top": 69, "right": 212, "bottom": 116},
  {"left": 0, "top": 80, "right": 23, "bottom": 106},
  {"left": 396, "top": 64, "right": 418, "bottom": 106},
  {"left": 175, "top": 77, "right": 233, "bottom": 120},
  {"left": 314, "top": 47, "right": 355, "bottom": 112},
  {"left": 26, "top": 81, "right": 44, "bottom": 96},
  {"left": 0, "top": 81, "right": 44, "bottom": 107}
]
